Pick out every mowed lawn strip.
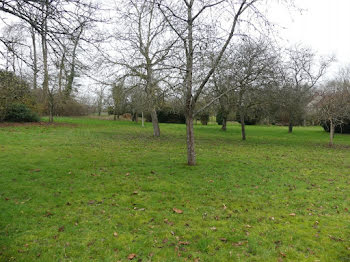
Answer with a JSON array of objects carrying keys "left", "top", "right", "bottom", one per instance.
[{"left": 0, "top": 117, "right": 349, "bottom": 261}]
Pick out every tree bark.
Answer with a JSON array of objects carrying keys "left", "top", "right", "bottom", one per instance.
[
  {"left": 48, "top": 92, "right": 54, "bottom": 123},
  {"left": 186, "top": 115, "right": 196, "bottom": 166},
  {"left": 58, "top": 51, "right": 65, "bottom": 93},
  {"left": 288, "top": 122, "right": 293, "bottom": 133},
  {"left": 221, "top": 116, "right": 227, "bottom": 131},
  {"left": 240, "top": 113, "right": 246, "bottom": 141},
  {"left": 142, "top": 111, "right": 144, "bottom": 127},
  {"left": 150, "top": 108, "right": 160, "bottom": 137},
  {"left": 329, "top": 120, "right": 334, "bottom": 146},
  {"left": 31, "top": 28, "right": 38, "bottom": 90},
  {"left": 41, "top": 1, "right": 49, "bottom": 102}
]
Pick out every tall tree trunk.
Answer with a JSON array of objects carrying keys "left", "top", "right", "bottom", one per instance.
[
  {"left": 186, "top": 115, "right": 196, "bottom": 166},
  {"left": 222, "top": 116, "right": 227, "bottom": 131},
  {"left": 41, "top": 0, "right": 49, "bottom": 102},
  {"left": 142, "top": 111, "right": 144, "bottom": 127},
  {"left": 58, "top": 51, "right": 65, "bottom": 93},
  {"left": 329, "top": 120, "right": 334, "bottom": 146},
  {"left": 240, "top": 113, "right": 246, "bottom": 141},
  {"left": 31, "top": 28, "right": 38, "bottom": 90},
  {"left": 150, "top": 108, "right": 160, "bottom": 137},
  {"left": 48, "top": 92, "right": 54, "bottom": 123},
  {"left": 288, "top": 122, "right": 293, "bottom": 133}
]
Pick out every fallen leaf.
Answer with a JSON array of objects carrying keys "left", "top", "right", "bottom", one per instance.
[
  {"left": 289, "top": 213, "right": 296, "bottom": 216},
  {"left": 173, "top": 208, "right": 183, "bottom": 214},
  {"left": 127, "top": 253, "right": 136, "bottom": 260},
  {"left": 280, "top": 251, "right": 286, "bottom": 257},
  {"left": 132, "top": 191, "right": 138, "bottom": 195},
  {"left": 223, "top": 204, "right": 227, "bottom": 210},
  {"left": 113, "top": 232, "right": 118, "bottom": 237},
  {"left": 210, "top": 227, "right": 217, "bottom": 231},
  {"left": 44, "top": 211, "right": 53, "bottom": 217},
  {"left": 329, "top": 235, "right": 344, "bottom": 242},
  {"left": 31, "top": 169, "right": 41, "bottom": 172},
  {"left": 178, "top": 241, "right": 190, "bottom": 245},
  {"left": 58, "top": 226, "right": 65, "bottom": 232},
  {"left": 232, "top": 241, "right": 247, "bottom": 246},
  {"left": 125, "top": 173, "right": 130, "bottom": 176},
  {"left": 219, "top": 238, "right": 227, "bottom": 242},
  {"left": 164, "top": 219, "right": 174, "bottom": 226}
]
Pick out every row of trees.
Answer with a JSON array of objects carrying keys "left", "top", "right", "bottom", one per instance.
[
  {"left": 0, "top": 0, "right": 103, "bottom": 120},
  {"left": 1, "top": 0, "right": 349, "bottom": 165}
]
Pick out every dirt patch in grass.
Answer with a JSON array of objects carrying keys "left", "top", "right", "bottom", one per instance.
[{"left": 0, "top": 122, "right": 77, "bottom": 128}]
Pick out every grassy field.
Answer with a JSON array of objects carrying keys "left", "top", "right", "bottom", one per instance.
[{"left": 0, "top": 117, "right": 349, "bottom": 261}]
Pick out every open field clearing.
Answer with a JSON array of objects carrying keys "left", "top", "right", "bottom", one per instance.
[{"left": 0, "top": 118, "right": 350, "bottom": 261}]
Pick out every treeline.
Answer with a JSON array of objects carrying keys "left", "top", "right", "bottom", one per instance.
[{"left": 1, "top": 0, "right": 350, "bottom": 165}]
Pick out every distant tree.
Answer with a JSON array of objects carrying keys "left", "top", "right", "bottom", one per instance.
[
  {"left": 0, "top": 70, "right": 33, "bottom": 121},
  {"left": 277, "top": 46, "right": 332, "bottom": 133},
  {"left": 157, "top": 0, "right": 274, "bottom": 165},
  {"left": 315, "top": 80, "right": 350, "bottom": 146},
  {"left": 111, "top": 81, "right": 127, "bottom": 120}
]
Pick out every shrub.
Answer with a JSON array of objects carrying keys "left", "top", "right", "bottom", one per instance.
[
  {"left": 146, "top": 107, "right": 186, "bottom": 124},
  {"left": 216, "top": 110, "right": 224, "bottom": 125},
  {"left": 321, "top": 120, "right": 350, "bottom": 134},
  {"left": 5, "top": 103, "right": 40, "bottom": 122},
  {"left": 199, "top": 113, "right": 209, "bottom": 125}
]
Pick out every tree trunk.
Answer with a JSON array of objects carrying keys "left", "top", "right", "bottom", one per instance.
[
  {"left": 221, "top": 116, "right": 227, "bottom": 131},
  {"left": 142, "top": 112, "right": 144, "bottom": 127},
  {"left": 41, "top": 1, "right": 49, "bottom": 102},
  {"left": 58, "top": 51, "right": 65, "bottom": 93},
  {"left": 240, "top": 113, "right": 246, "bottom": 141},
  {"left": 186, "top": 115, "right": 196, "bottom": 166},
  {"left": 113, "top": 114, "right": 116, "bottom": 120},
  {"left": 150, "top": 108, "right": 160, "bottom": 137},
  {"left": 329, "top": 120, "right": 334, "bottom": 146},
  {"left": 31, "top": 28, "right": 38, "bottom": 90},
  {"left": 288, "top": 122, "right": 293, "bottom": 133},
  {"left": 48, "top": 92, "right": 54, "bottom": 123}
]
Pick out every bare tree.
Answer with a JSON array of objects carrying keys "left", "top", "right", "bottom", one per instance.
[
  {"left": 277, "top": 46, "right": 332, "bottom": 133},
  {"left": 109, "top": 0, "right": 176, "bottom": 136},
  {"left": 315, "top": 80, "right": 350, "bottom": 146},
  {"left": 158, "top": 0, "right": 276, "bottom": 165}
]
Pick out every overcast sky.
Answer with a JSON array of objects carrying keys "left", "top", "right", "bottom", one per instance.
[{"left": 270, "top": 0, "right": 350, "bottom": 77}]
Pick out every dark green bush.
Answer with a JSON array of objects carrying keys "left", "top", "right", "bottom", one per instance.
[
  {"left": 216, "top": 110, "right": 224, "bottom": 125},
  {"left": 146, "top": 108, "right": 186, "bottom": 124},
  {"left": 5, "top": 104, "right": 40, "bottom": 122},
  {"left": 322, "top": 120, "right": 350, "bottom": 134},
  {"left": 199, "top": 113, "right": 209, "bottom": 125}
]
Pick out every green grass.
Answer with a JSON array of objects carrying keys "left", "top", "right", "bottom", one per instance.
[{"left": 0, "top": 117, "right": 349, "bottom": 261}]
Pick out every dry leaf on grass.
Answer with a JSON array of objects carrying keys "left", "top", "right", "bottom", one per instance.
[{"left": 173, "top": 208, "right": 183, "bottom": 214}]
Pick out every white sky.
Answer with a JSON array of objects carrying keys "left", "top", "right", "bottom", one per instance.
[{"left": 269, "top": 0, "right": 350, "bottom": 77}]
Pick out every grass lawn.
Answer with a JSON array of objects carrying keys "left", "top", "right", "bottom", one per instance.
[{"left": 0, "top": 117, "right": 349, "bottom": 261}]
